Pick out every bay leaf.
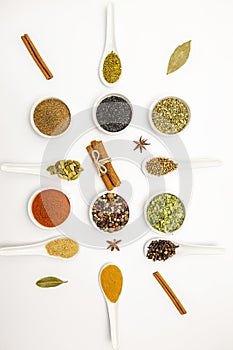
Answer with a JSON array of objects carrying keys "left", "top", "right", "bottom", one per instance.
[
  {"left": 167, "top": 40, "right": 191, "bottom": 74},
  {"left": 36, "top": 276, "right": 68, "bottom": 288}
]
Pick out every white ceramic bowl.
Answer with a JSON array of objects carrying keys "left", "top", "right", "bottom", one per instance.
[
  {"left": 30, "top": 97, "right": 71, "bottom": 138},
  {"left": 144, "top": 192, "right": 186, "bottom": 236},
  {"left": 93, "top": 92, "right": 133, "bottom": 135},
  {"left": 149, "top": 96, "right": 191, "bottom": 136},
  {"left": 89, "top": 191, "right": 130, "bottom": 234},
  {"left": 28, "top": 187, "right": 71, "bottom": 230}
]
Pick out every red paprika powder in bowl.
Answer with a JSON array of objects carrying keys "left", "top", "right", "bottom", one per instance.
[{"left": 28, "top": 188, "right": 71, "bottom": 229}]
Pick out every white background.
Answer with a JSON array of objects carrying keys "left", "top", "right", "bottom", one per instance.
[{"left": 0, "top": 0, "right": 232, "bottom": 349}]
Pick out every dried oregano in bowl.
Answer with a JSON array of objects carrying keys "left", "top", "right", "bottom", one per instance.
[
  {"left": 149, "top": 96, "right": 191, "bottom": 135},
  {"left": 145, "top": 193, "right": 185, "bottom": 234}
]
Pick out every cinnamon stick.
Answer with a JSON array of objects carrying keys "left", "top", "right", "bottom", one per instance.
[
  {"left": 153, "top": 271, "right": 187, "bottom": 315},
  {"left": 21, "top": 34, "right": 53, "bottom": 80},
  {"left": 86, "top": 144, "right": 114, "bottom": 191},
  {"left": 91, "top": 140, "right": 121, "bottom": 187}
]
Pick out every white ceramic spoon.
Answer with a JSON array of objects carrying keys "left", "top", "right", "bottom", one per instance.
[
  {"left": 0, "top": 237, "right": 78, "bottom": 259},
  {"left": 144, "top": 238, "right": 225, "bottom": 260},
  {"left": 99, "top": 2, "right": 121, "bottom": 87},
  {"left": 142, "top": 157, "right": 222, "bottom": 177},
  {"left": 0, "top": 161, "right": 83, "bottom": 179},
  {"left": 99, "top": 264, "right": 123, "bottom": 350}
]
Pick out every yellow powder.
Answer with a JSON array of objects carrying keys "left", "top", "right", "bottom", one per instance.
[
  {"left": 103, "top": 51, "right": 122, "bottom": 83},
  {"left": 45, "top": 238, "right": 79, "bottom": 258},
  {"left": 100, "top": 264, "right": 123, "bottom": 303}
]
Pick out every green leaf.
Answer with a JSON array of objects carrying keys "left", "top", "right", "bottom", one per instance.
[
  {"left": 36, "top": 276, "right": 68, "bottom": 288},
  {"left": 167, "top": 40, "right": 191, "bottom": 74}
]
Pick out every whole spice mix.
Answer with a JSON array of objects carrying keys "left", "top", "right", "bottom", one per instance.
[
  {"left": 33, "top": 98, "right": 71, "bottom": 136},
  {"left": 146, "top": 193, "right": 185, "bottom": 233},
  {"left": 102, "top": 51, "right": 122, "bottom": 83},
  {"left": 91, "top": 192, "right": 129, "bottom": 233},
  {"left": 31, "top": 189, "right": 70, "bottom": 228},
  {"left": 87, "top": 140, "right": 121, "bottom": 191},
  {"left": 145, "top": 157, "right": 178, "bottom": 176},
  {"left": 100, "top": 264, "right": 123, "bottom": 303},
  {"left": 152, "top": 97, "right": 190, "bottom": 134},
  {"left": 45, "top": 238, "right": 79, "bottom": 258},
  {"left": 146, "top": 240, "right": 179, "bottom": 261},
  {"left": 47, "top": 160, "right": 83, "bottom": 180},
  {"left": 96, "top": 95, "right": 132, "bottom": 133}
]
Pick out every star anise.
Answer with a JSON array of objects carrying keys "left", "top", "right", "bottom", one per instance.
[
  {"left": 133, "top": 136, "right": 151, "bottom": 153},
  {"left": 106, "top": 239, "right": 122, "bottom": 251}
]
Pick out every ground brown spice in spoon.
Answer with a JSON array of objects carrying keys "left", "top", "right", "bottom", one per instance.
[
  {"left": 45, "top": 238, "right": 79, "bottom": 258},
  {"left": 33, "top": 98, "right": 71, "bottom": 136}
]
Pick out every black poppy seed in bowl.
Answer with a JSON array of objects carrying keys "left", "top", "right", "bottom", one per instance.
[{"left": 96, "top": 95, "right": 132, "bottom": 133}]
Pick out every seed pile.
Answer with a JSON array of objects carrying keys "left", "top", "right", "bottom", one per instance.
[
  {"left": 152, "top": 97, "right": 190, "bottom": 134},
  {"left": 96, "top": 95, "right": 132, "bottom": 133},
  {"left": 146, "top": 240, "right": 179, "bottom": 261},
  {"left": 33, "top": 98, "right": 71, "bottom": 136},
  {"left": 45, "top": 238, "right": 79, "bottom": 258},
  {"left": 91, "top": 192, "right": 129, "bottom": 233},
  {"left": 146, "top": 157, "right": 178, "bottom": 176},
  {"left": 47, "top": 160, "right": 83, "bottom": 180},
  {"left": 146, "top": 193, "right": 185, "bottom": 233},
  {"left": 103, "top": 51, "right": 122, "bottom": 83}
]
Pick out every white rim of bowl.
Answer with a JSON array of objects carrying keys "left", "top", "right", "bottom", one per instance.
[
  {"left": 144, "top": 192, "right": 186, "bottom": 236},
  {"left": 148, "top": 96, "right": 191, "bottom": 136},
  {"left": 28, "top": 187, "right": 71, "bottom": 230},
  {"left": 30, "top": 97, "right": 71, "bottom": 138},
  {"left": 89, "top": 191, "right": 130, "bottom": 234},
  {"left": 92, "top": 92, "right": 133, "bottom": 135},
  {"left": 141, "top": 156, "right": 178, "bottom": 178}
]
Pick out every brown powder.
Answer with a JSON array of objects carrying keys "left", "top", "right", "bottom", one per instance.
[
  {"left": 45, "top": 238, "right": 79, "bottom": 258},
  {"left": 33, "top": 98, "right": 71, "bottom": 136}
]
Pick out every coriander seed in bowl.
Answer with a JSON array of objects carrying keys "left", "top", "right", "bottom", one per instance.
[
  {"left": 150, "top": 96, "right": 190, "bottom": 135},
  {"left": 31, "top": 97, "right": 71, "bottom": 137}
]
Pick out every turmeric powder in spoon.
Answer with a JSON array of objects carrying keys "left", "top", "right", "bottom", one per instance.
[{"left": 100, "top": 264, "right": 123, "bottom": 303}]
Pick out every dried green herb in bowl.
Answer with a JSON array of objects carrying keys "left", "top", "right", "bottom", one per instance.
[
  {"left": 145, "top": 193, "right": 185, "bottom": 234},
  {"left": 150, "top": 96, "right": 191, "bottom": 135}
]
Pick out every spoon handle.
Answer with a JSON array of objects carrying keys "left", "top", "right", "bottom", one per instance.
[
  {"left": 182, "top": 159, "right": 222, "bottom": 169},
  {"left": 181, "top": 244, "right": 225, "bottom": 256},
  {"left": 0, "top": 244, "right": 44, "bottom": 256},
  {"left": 107, "top": 301, "right": 119, "bottom": 350},
  {"left": 1, "top": 163, "right": 41, "bottom": 175},
  {"left": 106, "top": 2, "right": 116, "bottom": 51}
]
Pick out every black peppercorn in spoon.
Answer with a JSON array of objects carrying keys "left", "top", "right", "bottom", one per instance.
[{"left": 144, "top": 238, "right": 225, "bottom": 262}]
